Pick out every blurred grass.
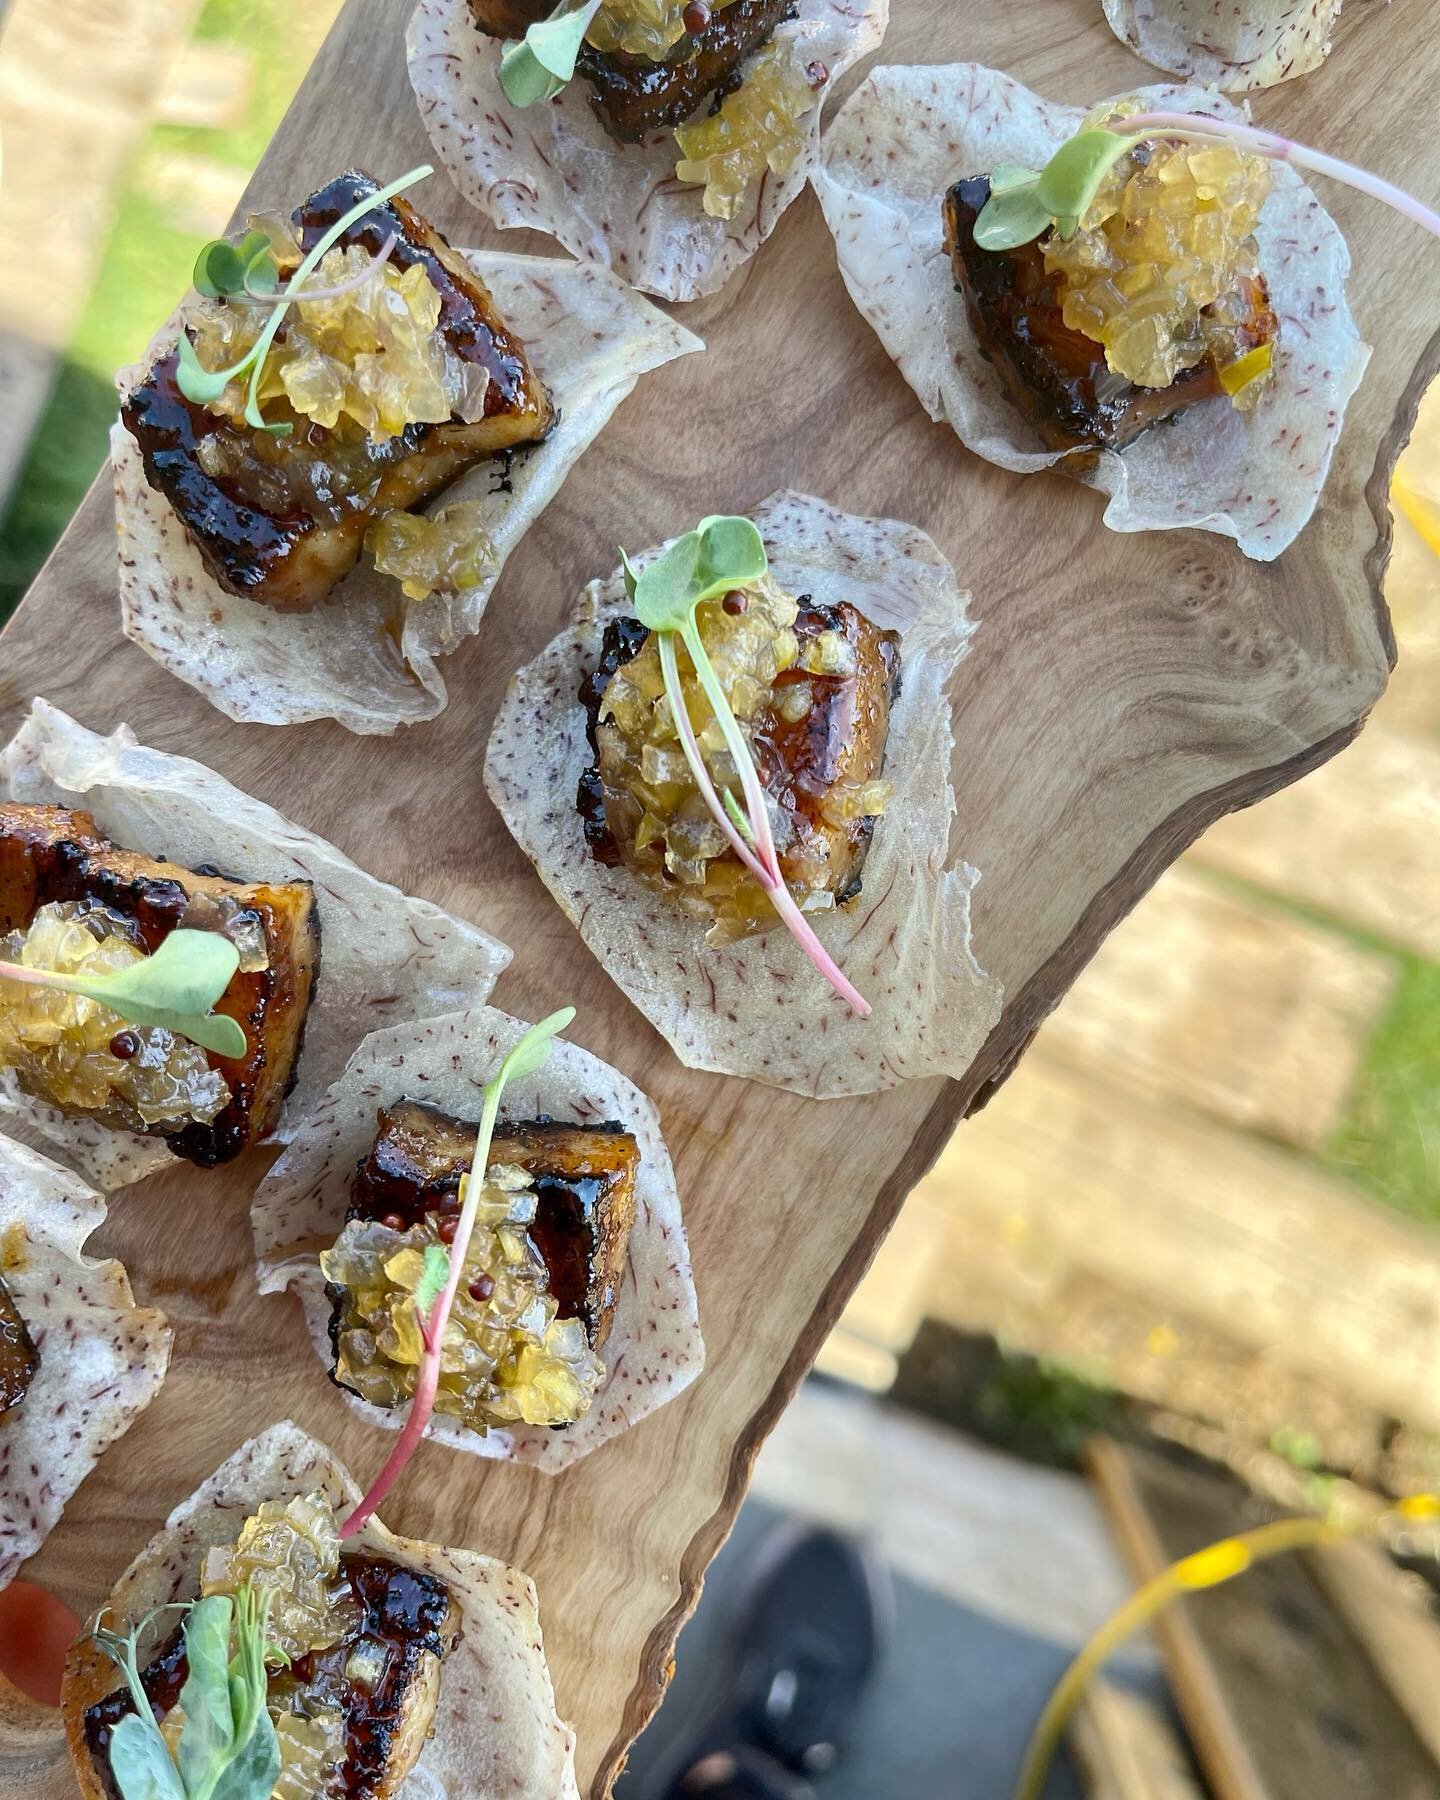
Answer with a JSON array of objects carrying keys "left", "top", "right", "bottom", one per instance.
[
  {"left": 1326, "top": 959, "right": 1440, "bottom": 1226},
  {"left": 0, "top": 0, "right": 334, "bottom": 617}
]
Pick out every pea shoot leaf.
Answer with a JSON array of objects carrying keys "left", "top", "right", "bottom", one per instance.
[
  {"left": 108, "top": 1715, "right": 188, "bottom": 1800},
  {"left": 627, "top": 515, "right": 768, "bottom": 633},
  {"left": 497, "top": 1007, "right": 576, "bottom": 1086},
  {"left": 175, "top": 1597, "right": 236, "bottom": 1790},
  {"left": 500, "top": 0, "right": 603, "bottom": 106}
]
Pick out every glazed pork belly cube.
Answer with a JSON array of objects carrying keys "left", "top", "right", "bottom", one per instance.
[
  {"left": 942, "top": 174, "right": 1278, "bottom": 454},
  {"left": 579, "top": 591, "right": 902, "bottom": 939},
  {"left": 0, "top": 1277, "right": 38, "bottom": 1415},
  {"left": 82, "top": 1539, "right": 458, "bottom": 1800},
  {"left": 468, "top": 0, "right": 797, "bottom": 141},
  {"left": 121, "top": 170, "right": 555, "bottom": 612},
  {"left": 345, "top": 1099, "right": 639, "bottom": 1350},
  {"left": 0, "top": 803, "right": 319, "bottom": 1166}
]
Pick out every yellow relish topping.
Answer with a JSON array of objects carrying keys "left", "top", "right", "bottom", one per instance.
[
  {"left": 586, "top": 0, "right": 691, "bottom": 59},
  {"left": 365, "top": 500, "right": 496, "bottom": 602},
  {"left": 674, "top": 43, "right": 816, "bottom": 221},
  {"left": 321, "top": 1167, "right": 604, "bottom": 1433},
  {"left": 186, "top": 234, "right": 485, "bottom": 443},
  {"left": 0, "top": 902, "right": 230, "bottom": 1131},
  {"left": 202, "top": 1493, "right": 360, "bottom": 1660},
  {"left": 1042, "top": 105, "right": 1274, "bottom": 401}
]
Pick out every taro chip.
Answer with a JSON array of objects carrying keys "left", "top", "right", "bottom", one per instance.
[
  {"left": 811, "top": 66, "right": 1370, "bottom": 562},
  {"left": 1101, "top": 0, "right": 1344, "bottom": 92},
  {"left": 0, "top": 1132, "right": 171, "bottom": 1589},
  {"left": 252, "top": 1006, "right": 703, "bottom": 1473},
  {"left": 405, "top": 0, "right": 889, "bottom": 302},
  {"left": 60, "top": 1421, "right": 580, "bottom": 1797},
  {"left": 484, "top": 490, "right": 1005, "bottom": 1097},
  {"left": 0, "top": 701, "right": 511, "bottom": 1188},
  {"left": 114, "top": 254, "right": 701, "bottom": 732}
]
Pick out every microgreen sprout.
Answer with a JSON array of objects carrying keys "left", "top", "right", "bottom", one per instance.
[
  {"left": 176, "top": 165, "right": 432, "bottom": 436},
  {"left": 0, "top": 928, "right": 247, "bottom": 1058},
  {"left": 975, "top": 114, "right": 1440, "bottom": 253},
  {"left": 339, "top": 1007, "right": 576, "bottom": 1537},
  {"left": 91, "top": 1583, "right": 285, "bottom": 1800},
  {"left": 1013, "top": 1489, "right": 1440, "bottom": 1800},
  {"left": 499, "top": 0, "right": 603, "bottom": 107},
  {"left": 624, "top": 517, "right": 871, "bottom": 1017}
]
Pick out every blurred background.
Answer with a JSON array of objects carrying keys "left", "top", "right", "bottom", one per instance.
[{"left": 1, "top": 1, "right": 1437, "bottom": 1795}]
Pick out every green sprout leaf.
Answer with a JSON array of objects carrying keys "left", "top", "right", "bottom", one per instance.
[
  {"left": 628, "top": 515, "right": 768, "bottom": 634},
  {"left": 972, "top": 175, "right": 1054, "bottom": 252},
  {"left": 176, "top": 335, "right": 245, "bottom": 406},
  {"left": 499, "top": 0, "right": 603, "bottom": 106},
  {"left": 177, "top": 165, "right": 432, "bottom": 431},
  {"left": 974, "top": 128, "right": 1144, "bottom": 252},
  {"left": 1034, "top": 129, "right": 1143, "bottom": 224},
  {"left": 722, "top": 788, "right": 755, "bottom": 847},
  {"left": 193, "top": 240, "right": 247, "bottom": 301},
  {"left": 0, "top": 928, "right": 247, "bottom": 1058},
  {"left": 174, "top": 1597, "right": 236, "bottom": 1791},
  {"left": 414, "top": 1242, "right": 450, "bottom": 1315}
]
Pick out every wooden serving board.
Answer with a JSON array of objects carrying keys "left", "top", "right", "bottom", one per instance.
[{"left": 0, "top": 0, "right": 1430, "bottom": 1792}]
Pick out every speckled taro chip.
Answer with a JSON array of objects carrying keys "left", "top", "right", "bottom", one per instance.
[
  {"left": 811, "top": 65, "right": 1370, "bottom": 561},
  {"left": 61, "top": 1421, "right": 580, "bottom": 1798},
  {"left": 405, "top": 0, "right": 889, "bottom": 302},
  {"left": 484, "top": 490, "right": 1004, "bottom": 1098},
  {"left": 114, "top": 252, "right": 700, "bottom": 733},
  {"left": 0, "top": 701, "right": 511, "bottom": 1189},
  {"left": 0, "top": 1131, "right": 170, "bottom": 1589},
  {"left": 252, "top": 1006, "right": 702, "bottom": 1473},
  {"left": 1101, "top": 0, "right": 1343, "bottom": 92}
]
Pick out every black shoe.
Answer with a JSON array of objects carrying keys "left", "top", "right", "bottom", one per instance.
[{"left": 642, "top": 1522, "right": 891, "bottom": 1799}]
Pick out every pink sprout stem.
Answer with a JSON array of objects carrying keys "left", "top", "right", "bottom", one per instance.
[
  {"left": 340, "top": 1071, "right": 506, "bottom": 1537},
  {"left": 659, "top": 629, "right": 871, "bottom": 1017},
  {"left": 228, "top": 231, "right": 400, "bottom": 304},
  {"left": 1120, "top": 113, "right": 1440, "bottom": 241}
]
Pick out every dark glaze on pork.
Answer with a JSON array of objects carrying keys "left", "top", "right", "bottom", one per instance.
[
  {"left": 580, "top": 599, "right": 901, "bottom": 913},
  {"left": 121, "top": 171, "right": 554, "bottom": 612},
  {"left": 343, "top": 1099, "right": 639, "bottom": 1351},
  {"left": 468, "top": 0, "right": 796, "bottom": 142},
  {"left": 0, "top": 1276, "right": 38, "bottom": 1415},
  {"left": 82, "top": 1556, "right": 458, "bottom": 1800}
]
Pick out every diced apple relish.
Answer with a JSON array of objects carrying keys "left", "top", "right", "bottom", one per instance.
[
  {"left": 1042, "top": 105, "right": 1274, "bottom": 401},
  {"left": 674, "top": 42, "right": 817, "bottom": 221},
  {"left": 322, "top": 1167, "right": 604, "bottom": 1433},
  {"left": 365, "top": 499, "right": 496, "bottom": 602},
  {"left": 186, "top": 241, "right": 485, "bottom": 443},
  {"left": 203, "top": 1492, "right": 361, "bottom": 1660},
  {"left": 269, "top": 1707, "right": 347, "bottom": 1800},
  {"left": 594, "top": 574, "right": 893, "bottom": 942},
  {"left": 0, "top": 902, "right": 230, "bottom": 1131},
  {"left": 587, "top": 0, "right": 691, "bottom": 59}
]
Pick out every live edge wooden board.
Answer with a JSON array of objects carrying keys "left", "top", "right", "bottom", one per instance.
[{"left": 0, "top": 0, "right": 1432, "bottom": 1792}]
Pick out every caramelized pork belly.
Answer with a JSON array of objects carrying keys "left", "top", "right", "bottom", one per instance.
[
  {"left": 349, "top": 1099, "right": 639, "bottom": 1349},
  {"left": 580, "top": 598, "right": 901, "bottom": 921},
  {"left": 943, "top": 174, "right": 1278, "bottom": 454},
  {"left": 82, "top": 1555, "right": 458, "bottom": 1800},
  {"left": 468, "top": 0, "right": 796, "bottom": 142},
  {"left": 121, "top": 170, "right": 555, "bottom": 612},
  {"left": 0, "top": 803, "right": 319, "bottom": 1165},
  {"left": 0, "top": 1276, "right": 38, "bottom": 1415}
]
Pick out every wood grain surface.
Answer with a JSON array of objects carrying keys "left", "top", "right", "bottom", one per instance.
[{"left": 0, "top": 0, "right": 1432, "bottom": 1792}]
